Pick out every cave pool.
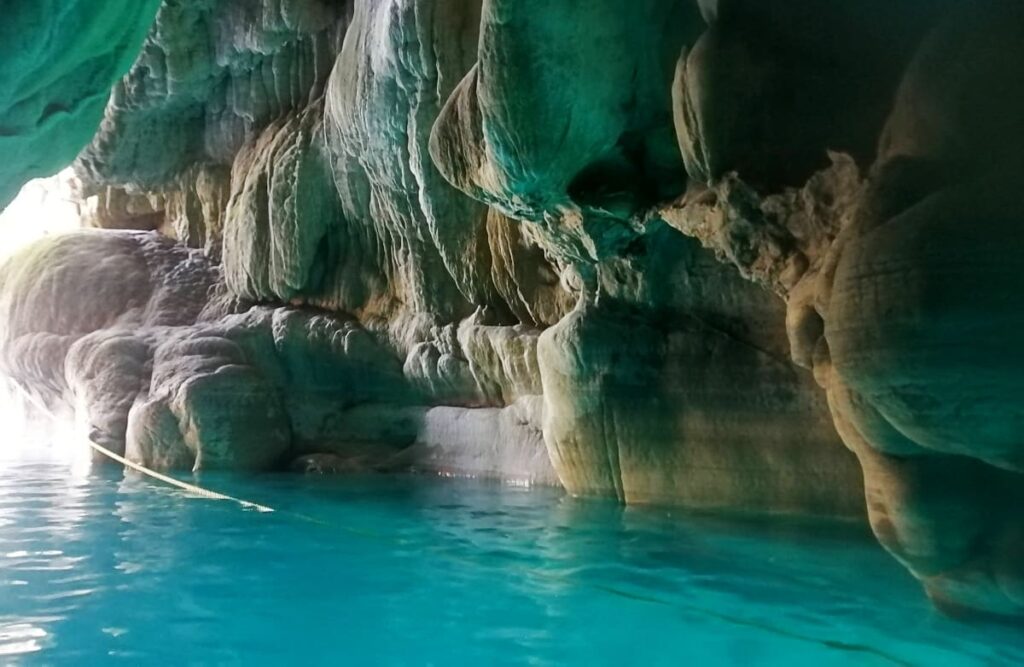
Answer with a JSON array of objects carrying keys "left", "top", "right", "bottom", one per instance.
[{"left": 1, "top": 456, "right": 1022, "bottom": 666}]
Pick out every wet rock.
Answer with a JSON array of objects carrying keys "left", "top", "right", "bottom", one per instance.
[
  {"left": 3, "top": 0, "right": 852, "bottom": 519},
  {"left": 74, "top": 0, "right": 349, "bottom": 190},
  {"left": 222, "top": 100, "right": 343, "bottom": 303},
  {"left": 3, "top": 0, "right": 1023, "bottom": 619},
  {"left": 819, "top": 3, "right": 1024, "bottom": 615},
  {"left": 431, "top": 0, "right": 700, "bottom": 223},
  {"left": 672, "top": 0, "right": 945, "bottom": 188},
  {"left": 653, "top": 0, "right": 1024, "bottom": 616},
  {"left": 537, "top": 291, "right": 857, "bottom": 513},
  {"left": 290, "top": 453, "right": 372, "bottom": 475},
  {"left": 407, "top": 397, "right": 558, "bottom": 485}
]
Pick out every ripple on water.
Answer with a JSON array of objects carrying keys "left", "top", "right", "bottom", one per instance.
[{"left": 0, "top": 462, "right": 1022, "bottom": 665}]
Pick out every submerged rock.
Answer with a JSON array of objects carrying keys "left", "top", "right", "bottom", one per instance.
[{"left": 290, "top": 453, "right": 374, "bottom": 475}]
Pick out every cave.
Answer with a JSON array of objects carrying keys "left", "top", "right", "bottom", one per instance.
[{"left": 1, "top": 0, "right": 1023, "bottom": 662}]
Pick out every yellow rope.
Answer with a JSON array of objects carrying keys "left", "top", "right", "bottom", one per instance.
[
  {"left": 88, "top": 441, "right": 275, "bottom": 513},
  {"left": 86, "top": 442, "right": 906, "bottom": 664}
]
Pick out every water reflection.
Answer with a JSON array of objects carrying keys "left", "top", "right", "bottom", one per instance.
[
  {"left": 0, "top": 622, "right": 47, "bottom": 656},
  {"left": 0, "top": 466, "right": 1022, "bottom": 664}
]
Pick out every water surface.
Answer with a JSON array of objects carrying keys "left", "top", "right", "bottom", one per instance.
[{"left": 1, "top": 460, "right": 1022, "bottom": 665}]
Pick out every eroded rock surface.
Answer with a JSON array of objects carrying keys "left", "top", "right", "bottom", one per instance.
[
  {"left": 822, "top": 4, "right": 1024, "bottom": 616},
  {"left": 1, "top": 0, "right": 1022, "bottom": 618},
  {"left": 657, "top": 0, "right": 1024, "bottom": 616}
]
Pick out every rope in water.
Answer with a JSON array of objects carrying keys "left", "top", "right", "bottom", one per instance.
[
  {"left": 87, "top": 441, "right": 275, "bottom": 513},
  {"left": 85, "top": 441, "right": 908, "bottom": 665}
]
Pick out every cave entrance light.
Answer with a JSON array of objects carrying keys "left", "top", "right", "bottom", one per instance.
[{"left": 0, "top": 168, "right": 82, "bottom": 262}]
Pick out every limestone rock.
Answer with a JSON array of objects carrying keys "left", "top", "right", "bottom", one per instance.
[
  {"left": 290, "top": 453, "right": 375, "bottom": 475},
  {"left": 164, "top": 163, "right": 232, "bottom": 256},
  {"left": 27, "top": 0, "right": 855, "bottom": 522},
  {"left": 79, "top": 186, "right": 167, "bottom": 232},
  {"left": 431, "top": 0, "right": 700, "bottom": 223},
  {"left": 0, "top": 230, "right": 215, "bottom": 450},
  {"left": 408, "top": 397, "right": 558, "bottom": 485},
  {"left": 223, "top": 100, "right": 343, "bottom": 303},
  {"left": 653, "top": 0, "right": 1024, "bottom": 616},
  {"left": 485, "top": 210, "right": 574, "bottom": 327},
  {"left": 816, "top": 3, "right": 1024, "bottom": 615},
  {"left": 0, "top": 229, "right": 546, "bottom": 481},
  {"left": 4, "top": 0, "right": 1024, "bottom": 620},
  {"left": 537, "top": 287, "right": 858, "bottom": 514},
  {"left": 323, "top": 0, "right": 501, "bottom": 324},
  {"left": 671, "top": 0, "right": 945, "bottom": 188},
  {"left": 74, "top": 0, "right": 349, "bottom": 189}
]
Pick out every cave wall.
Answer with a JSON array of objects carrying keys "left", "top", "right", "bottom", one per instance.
[
  {"left": 655, "top": 0, "right": 1024, "bottom": 616},
  {"left": 0, "top": 0, "right": 1022, "bottom": 617}
]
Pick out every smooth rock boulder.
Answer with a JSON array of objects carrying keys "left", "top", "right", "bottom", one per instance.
[{"left": 431, "top": 0, "right": 701, "bottom": 222}]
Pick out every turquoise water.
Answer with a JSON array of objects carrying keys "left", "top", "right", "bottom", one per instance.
[{"left": 1, "top": 460, "right": 1022, "bottom": 665}]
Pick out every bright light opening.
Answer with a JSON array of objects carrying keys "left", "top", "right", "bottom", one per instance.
[
  {"left": 0, "top": 167, "right": 82, "bottom": 262},
  {"left": 0, "top": 169, "right": 87, "bottom": 467},
  {"left": 0, "top": 381, "right": 90, "bottom": 470}
]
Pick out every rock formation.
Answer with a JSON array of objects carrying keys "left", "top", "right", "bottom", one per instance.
[
  {"left": 0, "top": 0, "right": 1021, "bottom": 618},
  {"left": 656, "top": 0, "right": 1024, "bottom": 617}
]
